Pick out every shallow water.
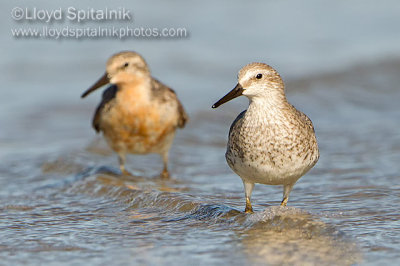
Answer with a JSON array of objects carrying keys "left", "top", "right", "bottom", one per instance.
[{"left": 1, "top": 0, "right": 400, "bottom": 265}]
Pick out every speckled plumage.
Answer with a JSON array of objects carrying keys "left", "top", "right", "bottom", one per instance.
[
  {"left": 82, "top": 51, "right": 188, "bottom": 177},
  {"left": 213, "top": 63, "right": 319, "bottom": 213}
]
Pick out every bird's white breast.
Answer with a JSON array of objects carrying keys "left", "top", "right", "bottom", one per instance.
[{"left": 226, "top": 99, "right": 319, "bottom": 185}]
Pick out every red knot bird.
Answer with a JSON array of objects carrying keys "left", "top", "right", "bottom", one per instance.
[
  {"left": 81, "top": 51, "right": 188, "bottom": 178},
  {"left": 212, "top": 63, "right": 319, "bottom": 213}
]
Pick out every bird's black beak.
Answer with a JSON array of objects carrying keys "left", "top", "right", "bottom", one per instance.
[
  {"left": 212, "top": 83, "right": 244, "bottom": 108},
  {"left": 81, "top": 72, "right": 110, "bottom": 98}
]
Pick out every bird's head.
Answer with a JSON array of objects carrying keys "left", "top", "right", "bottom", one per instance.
[
  {"left": 81, "top": 51, "right": 150, "bottom": 98},
  {"left": 212, "top": 63, "right": 285, "bottom": 108}
]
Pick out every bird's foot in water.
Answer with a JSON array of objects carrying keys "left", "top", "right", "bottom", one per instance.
[
  {"left": 160, "top": 169, "right": 170, "bottom": 179},
  {"left": 121, "top": 168, "right": 134, "bottom": 177},
  {"left": 280, "top": 197, "right": 288, "bottom": 207},
  {"left": 245, "top": 198, "right": 254, "bottom": 213}
]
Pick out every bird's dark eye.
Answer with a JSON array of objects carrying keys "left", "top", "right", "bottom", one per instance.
[
  {"left": 124, "top": 62, "right": 129, "bottom": 68},
  {"left": 256, "top": 73, "right": 263, "bottom": 79}
]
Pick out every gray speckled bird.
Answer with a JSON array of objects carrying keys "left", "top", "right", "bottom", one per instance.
[{"left": 212, "top": 63, "right": 319, "bottom": 213}]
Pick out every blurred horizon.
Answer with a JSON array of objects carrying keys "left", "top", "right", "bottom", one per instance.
[{"left": 1, "top": 0, "right": 400, "bottom": 114}]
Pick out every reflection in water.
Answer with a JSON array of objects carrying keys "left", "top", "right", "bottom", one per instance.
[
  {"left": 57, "top": 166, "right": 361, "bottom": 265},
  {"left": 242, "top": 207, "right": 361, "bottom": 265}
]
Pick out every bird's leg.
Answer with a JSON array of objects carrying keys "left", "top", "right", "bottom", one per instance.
[
  {"left": 281, "top": 184, "right": 294, "bottom": 206},
  {"left": 160, "top": 152, "right": 170, "bottom": 179},
  {"left": 118, "top": 154, "right": 132, "bottom": 176},
  {"left": 243, "top": 181, "right": 255, "bottom": 213}
]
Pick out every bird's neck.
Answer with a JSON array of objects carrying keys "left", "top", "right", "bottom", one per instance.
[
  {"left": 246, "top": 94, "right": 291, "bottom": 122},
  {"left": 248, "top": 92, "right": 289, "bottom": 109},
  {"left": 116, "top": 75, "right": 152, "bottom": 104}
]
